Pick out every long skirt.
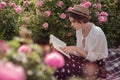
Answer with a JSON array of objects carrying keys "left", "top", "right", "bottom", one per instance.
[{"left": 54, "top": 54, "right": 107, "bottom": 80}]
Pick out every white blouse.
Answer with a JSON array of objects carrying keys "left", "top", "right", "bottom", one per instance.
[{"left": 76, "top": 24, "right": 108, "bottom": 62}]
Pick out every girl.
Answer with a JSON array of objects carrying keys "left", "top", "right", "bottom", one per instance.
[{"left": 54, "top": 5, "right": 108, "bottom": 80}]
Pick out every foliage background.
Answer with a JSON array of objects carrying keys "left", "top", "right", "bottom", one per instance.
[
  {"left": 0, "top": 3, "right": 19, "bottom": 40},
  {"left": 0, "top": 37, "right": 56, "bottom": 80},
  {"left": 0, "top": 0, "right": 120, "bottom": 48},
  {"left": 29, "top": 0, "right": 120, "bottom": 48}
]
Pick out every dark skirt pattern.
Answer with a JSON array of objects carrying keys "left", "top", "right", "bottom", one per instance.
[{"left": 54, "top": 54, "right": 107, "bottom": 80}]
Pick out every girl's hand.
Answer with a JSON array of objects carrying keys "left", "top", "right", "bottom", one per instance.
[
  {"left": 49, "top": 43, "right": 57, "bottom": 52},
  {"left": 60, "top": 46, "right": 76, "bottom": 54}
]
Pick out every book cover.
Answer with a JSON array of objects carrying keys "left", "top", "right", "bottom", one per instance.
[{"left": 49, "top": 34, "right": 70, "bottom": 58}]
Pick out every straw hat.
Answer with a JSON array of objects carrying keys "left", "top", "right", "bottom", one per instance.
[{"left": 69, "top": 5, "right": 90, "bottom": 19}]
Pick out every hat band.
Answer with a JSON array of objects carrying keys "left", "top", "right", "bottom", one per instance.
[{"left": 72, "top": 9, "right": 89, "bottom": 17}]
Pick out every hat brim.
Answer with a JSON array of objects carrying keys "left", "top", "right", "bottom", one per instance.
[{"left": 69, "top": 10, "right": 91, "bottom": 19}]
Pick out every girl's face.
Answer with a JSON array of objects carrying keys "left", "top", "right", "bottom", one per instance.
[{"left": 69, "top": 17, "right": 83, "bottom": 30}]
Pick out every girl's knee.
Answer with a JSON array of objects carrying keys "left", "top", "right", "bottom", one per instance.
[{"left": 82, "top": 62, "right": 99, "bottom": 77}]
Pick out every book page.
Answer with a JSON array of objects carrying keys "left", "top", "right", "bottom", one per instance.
[{"left": 49, "top": 34, "right": 70, "bottom": 58}]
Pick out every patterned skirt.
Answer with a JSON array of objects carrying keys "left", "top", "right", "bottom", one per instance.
[{"left": 54, "top": 54, "right": 107, "bottom": 80}]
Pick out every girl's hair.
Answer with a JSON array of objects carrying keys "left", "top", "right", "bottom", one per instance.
[{"left": 68, "top": 12, "right": 89, "bottom": 23}]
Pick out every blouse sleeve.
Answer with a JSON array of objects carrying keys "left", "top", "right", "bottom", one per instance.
[{"left": 86, "top": 34, "right": 108, "bottom": 62}]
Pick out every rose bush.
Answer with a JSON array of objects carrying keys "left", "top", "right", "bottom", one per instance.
[
  {"left": 0, "top": 1, "right": 19, "bottom": 40},
  {"left": 0, "top": 37, "right": 56, "bottom": 80},
  {"left": 0, "top": 0, "right": 120, "bottom": 47},
  {"left": 28, "top": 0, "right": 120, "bottom": 48},
  {"left": 0, "top": 61, "right": 26, "bottom": 80}
]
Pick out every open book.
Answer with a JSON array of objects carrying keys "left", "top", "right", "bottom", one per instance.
[{"left": 49, "top": 34, "right": 70, "bottom": 58}]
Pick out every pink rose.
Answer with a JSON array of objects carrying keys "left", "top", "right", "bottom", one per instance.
[
  {"left": 96, "top": 3, "right": 102, "bottom": 9},
  {"left": 18, "top": 45, "right": 32, "bottom": 54},
  {"left": 0, "top": 62, "right": 26, "bottom": 80},
  {"left": 36, "top": 1, "right": 43, "bottom": 7},
  {"left": 96, "top": 12, "right": 100, "bottom": 16},
  {"left": 81, "top": 0, "right": 86, "bottom": 3},
  {"left": 67, "top": 7, "right": 73, "bottom": 11},
  {"left": 79, "top": 3, "right": 85, "bottom": 7},
  {"left": 57, "top": 1, "right": 64, "bottom": 7},
  {"left": 0, "top": 2, "right": 7, "bottom": 8},
  {"left": 23, "top": 0, "right": 29, "bottom": 6},
  {"left": 36, "top": 10, "right": 40, "bottom": 15},
  {"left": 114, "top": 0, "right": 118, "bottom": 4},
  {"left": 84, "top": 1, "right": 92, "bottom": 8},
  {"left": 45, "top": 11, "right": 51, "bottom": 17},
  {"left": 60, "top": 13, "right": 66, "bottom": 19},
  {"left": 43, "top": 22, "right": 49, "bottom": 29},
  {"left": 44, "top": 51, "right": 65, "bottom": 68},
  {"left": 0, "top": 2, "right": 6, "bottom": 10},
  {"left": 0, "top": 40, "right": 8, "bottom": 53},
  {"left": 9, "top": 3, "right": 16, "bottom": 8},
  {"left": 100, "top": 11, "right": 108, "bottom": 17},
  {"left": 15, "top": 6, "right": 22, "bottom": 14},
  {"left": 66, "top": 32, "right": 72, "bottom": 37},
  {"left": 98, "top": 16, "right": 108, "bottom": 23},
  {"left": 97, "top": 12, "right": 108, "bottom": 23},
  {"left": 0, "top": 5, "right": 2, "bottom": 10}
]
